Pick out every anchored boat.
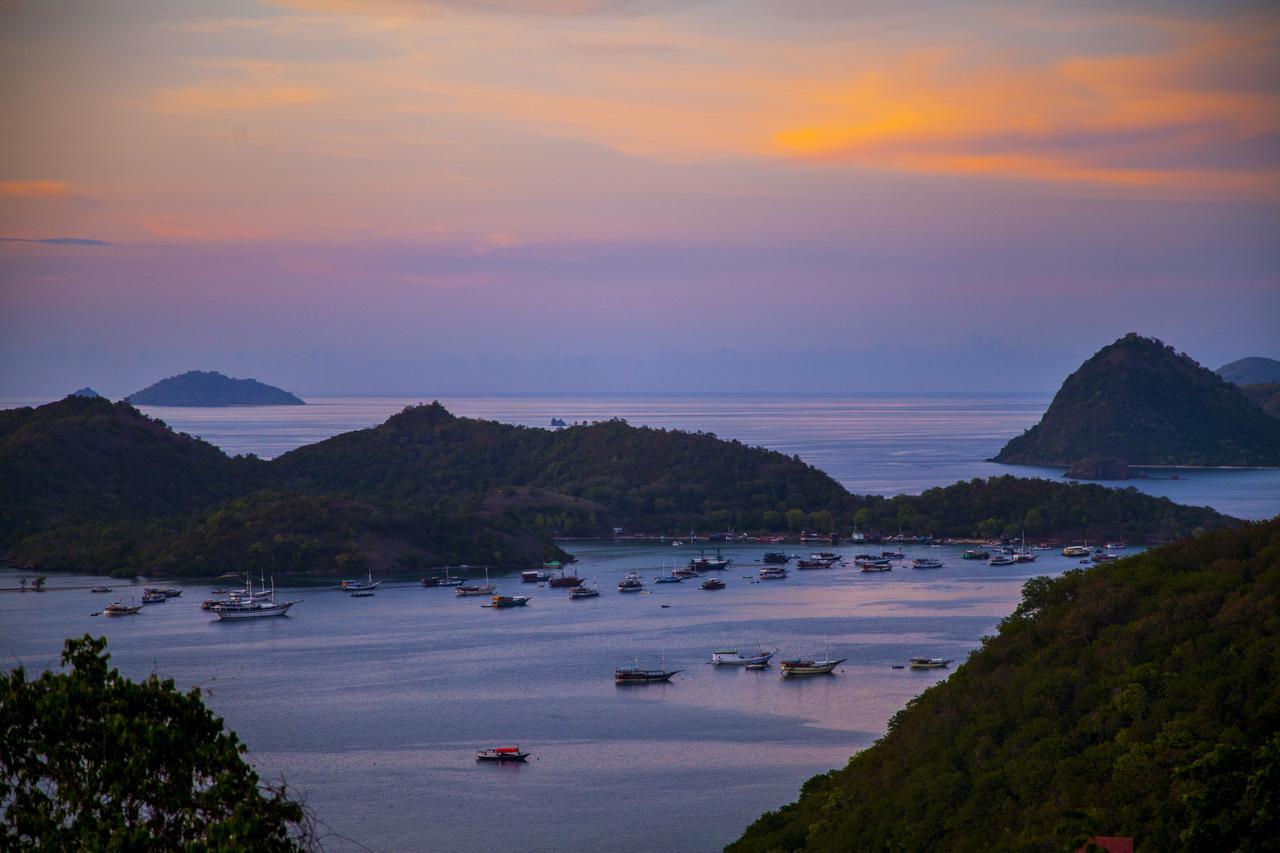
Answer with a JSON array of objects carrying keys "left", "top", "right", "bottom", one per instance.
[
  {"left": 615, "top": 666, "right": 681, "bottom": 684},
  {"left": 711, "top": 648, "right": 775, "bottom": 666},
  {"left": 476, "top": 747, "right": 529, "bottom": 762},
  {"left": 779, "top": 656, "right": 847, "bottom": 677},
  {"left": 908, "top": 657, "right": 953, "bottom": 669},
  {"left": 490, "top": 594, "right": 530, "bottom": 608}
]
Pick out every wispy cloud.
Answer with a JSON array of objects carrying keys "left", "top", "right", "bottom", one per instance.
[{"left": 0, "top": 181, "right": 74, "bottom": 198}]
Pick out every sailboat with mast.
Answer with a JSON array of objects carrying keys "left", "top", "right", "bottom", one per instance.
[
  {"left": 211, "top": 575, "right": 296, "bottom": 620},
  {"left": 456, "top": 566, "right": 497, "bottom": 597}
]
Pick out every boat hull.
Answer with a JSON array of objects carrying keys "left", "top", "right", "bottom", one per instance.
[
  {"left": 780, "top": 658, "right": 847, "bottom": 677},
  {"left": 214, "top": 602, "right": 294, "bottom": 619}
]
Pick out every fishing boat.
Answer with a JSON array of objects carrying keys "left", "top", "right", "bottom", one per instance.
[
  {"left": 569, "top": 585, "right": 601, "bottom": 599},
  {"left": 796, "top": 559, "right": 834, "bottom": 569},
  {"left": 476, "top": 746, "right": 529, "bottom": 762},
  {"left": 779, "top": 656, "right": 847, "bottom": 677},
  {"left": 700, "top": 577, "right": 725, "bottom": 590},
  {"left": 90, "top": 586, "right": 113, "bottom": 593},
  {"left": 1013, "top": 552, "right": 1037, "bottom": 564},
  {"left": 711, "top": 648, "right": 775, "bottom": 666},
  {"left": 758, "top": 566, "right": 788, "bottom": 579},
  {"left": 908, "top": 657, "right": 953, "bottom": 669},
  {"left": 103, "top": 601, "right": 141, "bottom": 616},
  {"left": 338, "top": 568, "right": 380, "bottom": 592},
  {"left": 1061, "top": 545, "right": 1090, "bottom": 557},
  {"left": 1105, "top": 541, "right": 1128, "bottom": 550},
  {"left": 762, "top": 552, "right": 790, "bottom": 564},
  {"left": 654, "top": 573, "right": 682, "bottom": 583},
  {"left": 615, "top": 665, "right": 681, "bottom": 684},
  {"left": 880, "top": 550, "right": 905, "bottom": 560},
  {"left": 962, "top": 549, "right": 991, "bottom": 560},
  {"left": 857, "top": 560, "right": 892, "bottom": 572},
  {"left": 422, "top": 573, "right": 464, "bottom": 587},
  {"left": 617, "top": 573, "right": 644, "bottom": 592},
  {"left": 987, "top": 555, "right": 1015, "bottom": 566},
  {"left": 141, "top": 591, "right": 167, "bottom": 604},
  {"left": 212, "top": 576, "right": 296, "bottom": 620},
  {"left": 521, "top": 570, "right": 551, "bottom": 583},
  {"left": 672, "top": 565, "right": 700, "bottom": 579},
  {"left": 911, "top": 558, "right": 944, "bottom": 569},
  {"left": 1091, "top": 553, "right": 1120, "bottom": 563},
  {"left": 809, "top": 552, "right": 841, "bottom": 563},
  {"left": 490, "top": 594, "right": 531, "bottom": 608},
  {"left": 456, "top": 567, "right": 497, "bottom": 597},
  {"left": 143, "top": 586, "right": 183, "bottom": 598}
]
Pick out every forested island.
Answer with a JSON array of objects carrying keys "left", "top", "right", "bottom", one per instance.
[
  {"left": 126, "top": 370, "right": 305, "bottom": 406},
  {"left": 995, "top": 334, "right": 1280, "bottom": 470},
  {"left": 730, "top": 517, "right": 1280, "bottom": 851},
  {"left": 0, "top": 395, "right": 1234, "bottom": 577}
]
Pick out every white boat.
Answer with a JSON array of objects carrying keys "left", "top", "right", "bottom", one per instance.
[
  {"left": 617, "top": 572, "right": 644, "bottom": 592},
  {"left": 758, "top": 566, "right": 788, "bottom": 579},
  {"left": 911, "top": 558, "right": 944, "bottom": 569},
  {"left": 569, "top": 585, "right": 601, "bottom": 599},
  {"left": 1062, "top": 545, "right": 1090, "bottom": 557},
  {"left": 339, "top": 568, "right": 381, "bottom": 592},
  {"left": 456, "top": 567, "right": 497, "bottom": 597},
  {"left": 711, "top": 648, "right": 775, "bottom": 666},
  {"left": 858, "top": 560, "right": 892, "bottom": 572},
  {"left": 212, "top": 576, "right": 296, "bottom": 620},
  {"left": 908, "top": 657, "right": 953, "bottom": 669}
]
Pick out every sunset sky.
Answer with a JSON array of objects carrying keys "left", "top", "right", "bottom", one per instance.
[{"left": 2, "top": 0, "right": 1277, "bottom": 395}]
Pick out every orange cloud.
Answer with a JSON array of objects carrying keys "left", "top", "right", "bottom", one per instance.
[
  {"left": 0, "top": 181, "right": 73, "bottom": 198},
  {"left": 152, "top": 82, "right": 328, "bottom": 114}
]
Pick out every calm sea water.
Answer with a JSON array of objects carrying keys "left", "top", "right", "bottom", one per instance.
[
  {"left": 2, "top": 543, "right": 1111, "bottom": 852},
  {"left": 4, "top": 393, "right": 1274, "bottom": 519}
]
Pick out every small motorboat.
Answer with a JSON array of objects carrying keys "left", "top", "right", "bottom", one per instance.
[
  {"left": 779, "top": 657, "right": 847, "bottom": 677},
  {"left": 476, "top": 746, "right": 529, "bottom": 762},
  {"left": 711, "top": 648, "right": 775, "bottom": 666},
  {"left": 617, "top": 573, "right": 644, "bottom": 592},
  {"left": 912, "top": 558, "right": 944, "bottom": 569},
  {"left": 90, "top": 586, "right": 113, "bottom": 593},
  {"left": 908, "top": 657, "right": 953, "bottom": 669},
  {"left": 615, "top": 666, "right": 681, "bottom": 684},
  {"left": 103, "top": 602, "right": 141, "bottom": 616},
  {"left": 700, "top": 577, "right": 725, "bottom": 590},
  {"left": 490, "top": 594, "right": 530, "bottom": 608},
  {"left": 569, "top": 585, "right": 601, "bottom": 599}
]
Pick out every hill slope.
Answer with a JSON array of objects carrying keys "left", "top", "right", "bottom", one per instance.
[
  {"left": 127, "top": 370, "right": 305, "bottom": 406},
  {"left": 1217, "top": 356, "right": 1280, "bottom": 386},
  {"left": 730, "top": 518, "right": 1280, "bottom": 852},
  {"left": 1240, "top": 383, "right": 1280, "bottom": 420},
  {"left": 995, "top": 334, "right": 1280, "bottom": 467}
]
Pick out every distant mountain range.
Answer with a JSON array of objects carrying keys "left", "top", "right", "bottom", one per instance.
[
  {"left": 1216, "top": 355, "right": 1280, "bottom": 386},
  {"left": 126, "top": 370, "right": 304, "bottom": 406},
  {"left": 995, "top": 334, "right": 1280, "bottom": 469},
  {"left": 0, "top": 396, "right": 1232, "bottom": 576}
]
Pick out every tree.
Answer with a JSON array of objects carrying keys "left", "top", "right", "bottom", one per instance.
[{"left": 0, "top": 635, "right": 311, "bottom": 850}]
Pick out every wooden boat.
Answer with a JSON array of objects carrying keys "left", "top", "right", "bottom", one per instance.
[
  {"left": 476, "top": 746, "right": 529, "bottom": 762},
  {"left": 795, "top": 559, "right": 833, "bottom": 569},
  {"left": 456, "top": 567, "right": 496, "bottom": 597},
  {"left": 857, "top": 560, "right": 892, "bottom": 572},
  {"left": 711, "top": 648, "right": 774, "bottom": 666},
  {"left": 615, "top": 666, "right": 681, "bottom": 684},
  {"left": 143, "top": 586, "right": 182, "bottom": 598},
  {"left": 103, "top": 602, "right": 141, "bottom": 616},
  {"left": 880, "top": 550, "right": 905, "bottom": 560},
  {"left": 699, "top": 577, "right": 725, "bottom": 590},
  {"left": 338, "top": 568, "right": 380, "bottom": 592},
  {"left": 569, "top": 585, "right": 600, "bottom": 599},
  {"left": 141, "top": 591, "right": 167, "bottom": 604},
  {"left": 962, "top": 549, "right": 991, "bottom": 560},
  {"left": 212, "top": 576, "right": 295, "bottom": 620},
  {"left": 672, "top": 566, "right": 699, "bottom": 579},
  {"left": 809, "top": 552, "right": 841, "bottom": 563},
  {"left": 906, "top": 653, "right": 957, "bottom": 666},
  {"left": 422, "top": 574, "right": 464, "bottom": 587},
  {"left": 521, "top": 570, "right": 551, "bottom": 583},
  {"left": 762, "top": 552, "right": 790, "bottom": 564},
  {"left": 911, "top": 558, "right": 944, "bottom": 569},
  {"left": 779, "top": 657, "right": 847, "bottom": 677},
  {"left": 987, "top": 556, "right": 1015, "bottom": 566},
  {"left": 1061, "top": 545, "right": 1090, "bottom": 557},
  {"left": 547, "top": 567, "right": 585, "bottom": 588},
  {"left": 758, "top": 566, "right": 788, "bottom": 579},
  {"left": 689, "top": 548, "right": 730, "bottom": 571},
  {"left": 490, "top": 594, "right": 530, "bottom": 608}
]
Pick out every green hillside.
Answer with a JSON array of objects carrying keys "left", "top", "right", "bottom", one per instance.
[
  {"left": 996, "top": 334, "right": 1280, "bottom": 467},
  {"left": 730, "top": 518, "right": 1280, "bottom": 852}
]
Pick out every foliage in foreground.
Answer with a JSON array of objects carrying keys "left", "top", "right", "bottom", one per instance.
[
  {"left": 0, "top": 636, "right": 310, "bottom": 850},
  {"left": 729, "top": 518, "right": 1280, "bottom": 852}
]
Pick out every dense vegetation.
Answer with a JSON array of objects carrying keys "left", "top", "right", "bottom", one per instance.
[
  {"left": 730, "top": 518, "right": 1280, "bottom": 852},
  {"left": 0, "top": 396, "right": 1234, "bottom": 576},
  {"left": 996, "top": 334, "right": 1280, "bottom": 467},
  {"left": 0, "top": 636, "right": 311, "bottom": 849},
  {"left": 1240, "top": 383, "right": 1280, "bottom": 420},
  {"left": 127, "top": 370, "right": 304, "bottom": 406}
]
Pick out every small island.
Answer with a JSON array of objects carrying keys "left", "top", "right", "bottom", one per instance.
[
  {"left": 126, "top": 370, "right": 305, "bottom": 407},
  {"left": 69, "top": 387, "right": 102, "bottom": 398},
  {"left": 995, "top": 333, "right": 1280, "bottom": 470}
]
